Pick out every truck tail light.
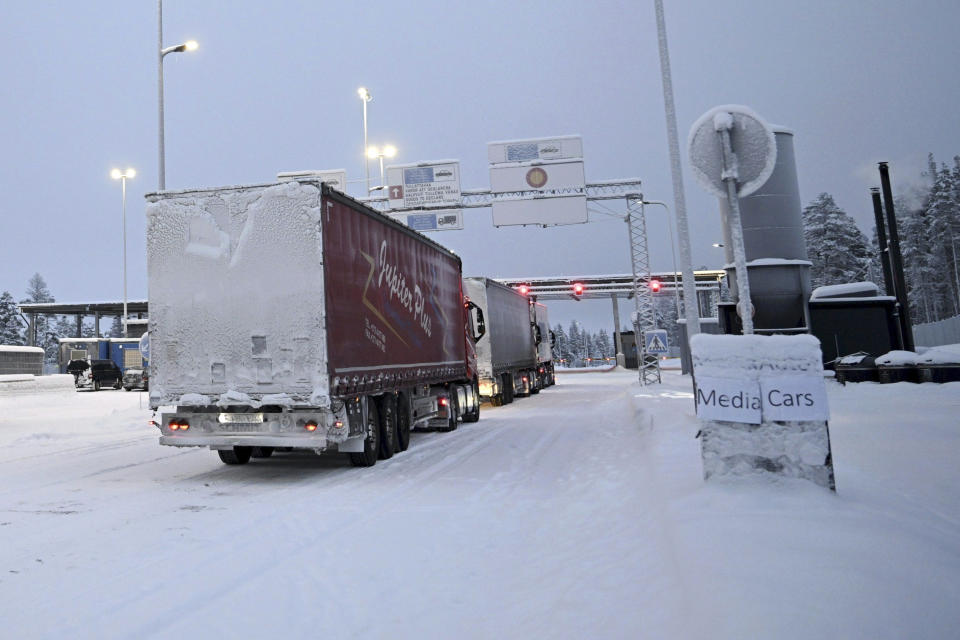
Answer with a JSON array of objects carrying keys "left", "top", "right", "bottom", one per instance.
[
  {"left": 305, "top": 421, "right": 318, "bottom": 432},
  {"left": 169, "top": 419, "right": 189, "bottom": 431},
  {"left": 438, "top": 397, "right": 448, "bottom": 406},
  {"left": 332, "top": 420, "right": 344, "bottom": 430}
]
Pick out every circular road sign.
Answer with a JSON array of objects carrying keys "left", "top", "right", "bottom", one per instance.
[
  {"left": 688, "top": 104, "right": 777, "bottom": 199},
  {"left": 525, "top": 167, "right": 548, "bottom": 189}
]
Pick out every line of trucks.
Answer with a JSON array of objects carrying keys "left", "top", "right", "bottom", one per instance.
[{"left": 145, "top": 179, "right": 555, "bottom": 466}]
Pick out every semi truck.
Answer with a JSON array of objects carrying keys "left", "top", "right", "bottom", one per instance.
[
  {"left": 145, "top": 180, "right": 483, "bottom": 466},
  {"left": 533, "top": 301, "right": 556, "bottom": 389},
  {"left": 463, "top": 277, "right": 539, "bottom": 406}
]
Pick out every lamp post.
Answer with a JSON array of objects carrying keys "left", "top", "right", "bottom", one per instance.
[
  {"left": 366, "top": 144, "right": 397, "bottom": 192},
  {"left": 639, "top": 198, "right": 682, "bottom": 318},
  {"left": 358, "top": 87, "right": 372, "bottom": 195},
  {"left": 158, "top": 0, "right": 198, "bottom": 190},
  {"left": 111, "top": 168, "right": 136, "bottom": 338}
]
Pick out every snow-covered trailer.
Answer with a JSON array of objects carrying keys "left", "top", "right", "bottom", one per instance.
[
  {"left": 146, "top": 180, "right": 482, "bottom": 466},
  {"left": 463, "top": 277, "right": 538, "bottom": 405}
]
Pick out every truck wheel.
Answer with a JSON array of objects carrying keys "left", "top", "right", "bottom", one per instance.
[
  {"left": 349, "top": 397, "right": 379, "bottom": 467},
  {"left": 93, "top": 380, "right": 101, "bottom": 392},
  {"left": 114, "top": 379, "right": 122, "bottom": 390},
  {"left": 502, "top": 373, "right": 514, "bottom": 404},
  {"left": 396, "top": 393, "right": 411, "bottom": 452},
  {"left": 218, "top": 447, "right": 252, "bottom": 465},
  {"left": 463, "top": 381, "right": 480, "bottom": 423},
  {"left": 251, "top": 447, "right": 274, "bottom": 458},
  {"left": 377, "top": 394, "right": 397, "bottom": 460},
  {"left": 439, "top": 389, "right": 459, "bottom": 432}
]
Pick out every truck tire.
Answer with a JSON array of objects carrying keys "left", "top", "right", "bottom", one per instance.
[
  {"left": 218, "top": 447, "right": 252, "bottom": 465},
  {"left": 502, "top": 373, "right": 514, "bottom": 404},
  {"left": 377, "top": 394, "right": 397, "bottom": 460},
  {"left": 349, "top": 397, "right": 379, "bottom": 467},
  {"left": 251, "top": 447, "right": 274, "bottom": 458},
  {"left": 93, "top": 380, "right": 101, "bottom": 392},
  {"left": 463, "top": 381, "right": 480, "bottom": 423},
  {"left": 438, "top": 389, "right": 458, "bottom": 432},
  {"left": 396, "top": 393, "right": 411, "bottom": 452}
]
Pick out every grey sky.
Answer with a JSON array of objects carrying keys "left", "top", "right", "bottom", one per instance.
[{"left": 2, "top": 1, "right": 958, "bottom": 332}]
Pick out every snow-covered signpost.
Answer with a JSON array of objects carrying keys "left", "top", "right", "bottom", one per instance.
[
  {"left": 687, "top": 106, "right": 835, "bottom": 490},
  {"left": 689, "top": 105, "right": 777, "bottom": 334}
]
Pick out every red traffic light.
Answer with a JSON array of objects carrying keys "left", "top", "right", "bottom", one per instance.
[
  {"left": 572, "top": 282, "right": 584, "bottom": 296},
  {"left": 649, "top": 279, "right": 662, "bottom": 293}
]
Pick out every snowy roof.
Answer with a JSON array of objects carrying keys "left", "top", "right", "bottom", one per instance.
[
  {"left": 0, "top": 345, "right": 43, "bottom": 353},
  {"left": 811, "top": 282, "right": 879, "bottom": 300},
  {"left": 722, "top": 258, "right": 813, "bottom": 269}
]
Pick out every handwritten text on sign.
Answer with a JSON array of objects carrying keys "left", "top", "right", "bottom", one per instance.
[{"left": 695, "top": 374, "right": 829, "bottom": 424}]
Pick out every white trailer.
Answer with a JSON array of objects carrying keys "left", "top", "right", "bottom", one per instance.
[{"left": 463, "top": 277, "right": 538, "bottom": 405}]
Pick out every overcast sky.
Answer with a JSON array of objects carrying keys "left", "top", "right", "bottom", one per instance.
[{"left": 2, "top": 1, "right": 958, "bottom": 332}]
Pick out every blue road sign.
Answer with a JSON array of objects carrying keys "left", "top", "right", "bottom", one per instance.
[{"left": 643, "top": 329, "right": 669, "bottom": 355}]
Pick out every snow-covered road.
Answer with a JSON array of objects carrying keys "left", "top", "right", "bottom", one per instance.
[{"left": 1, "top": 371, "right": 958, "bottom": 639}]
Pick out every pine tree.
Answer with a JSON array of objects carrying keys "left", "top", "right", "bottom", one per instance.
[
  {"left": 553, "top": 323, "right": 569, "bottom": 366},
  {"left": 0, "top": 291, "right": 25, "bottom": 345},
  {"left": 20, "top": 273, "right": 57, "bottom": 363},
  {"left": 595, "top": 329, "right": 613, "bottom": 360},
  {"left": 802, "top": 193, "right": 873, "bottom": 288}
]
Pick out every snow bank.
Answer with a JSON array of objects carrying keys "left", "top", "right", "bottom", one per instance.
[
  {"left": 918, "top": 343, "right": 960, "bottom": 365},
  {"left": 876, "top": 350, "right": 922, "bottom": 366},
  {"left": 0, "top": 374, "right": 75, "bottom": 397}
]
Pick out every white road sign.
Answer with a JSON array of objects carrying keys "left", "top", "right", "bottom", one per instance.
[
  {"left": 488, "top": 135, "right": 583, "bottom": 164},
  {"left": 386, "top": 161, "right": 461, "bottom": 210},
  {"left": 389, "top": 209, "right": 463, "bottom": 232}
]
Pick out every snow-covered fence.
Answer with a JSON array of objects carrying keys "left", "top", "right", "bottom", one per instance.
[{"left": 914, "top": 314, "right": 960, "bottom": 348}]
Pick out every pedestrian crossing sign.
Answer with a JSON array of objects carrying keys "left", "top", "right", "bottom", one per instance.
[{"left": 643, "top": 329, "right": 669, "bottom": 355}]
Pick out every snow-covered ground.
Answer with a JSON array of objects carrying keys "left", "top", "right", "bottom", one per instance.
[{"left": 1, "top": 371, "right": 958, "bottom": 639}]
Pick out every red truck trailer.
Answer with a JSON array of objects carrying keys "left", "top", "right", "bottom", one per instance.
[{"left": 145, "top": 180, "right": 483, "bottom": 466}]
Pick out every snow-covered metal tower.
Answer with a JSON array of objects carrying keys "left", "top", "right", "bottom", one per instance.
[{"left": 626, "top": 195, "right": 661, "bottom": 385}]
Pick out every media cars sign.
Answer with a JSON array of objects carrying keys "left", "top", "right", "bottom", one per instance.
[{"left": 694, "top": 374, "right": 829, "bottom": 424}]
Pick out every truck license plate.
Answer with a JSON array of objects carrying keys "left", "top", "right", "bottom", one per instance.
[{"left": 218, "top": 413, "right": 264, "bottom": 424}]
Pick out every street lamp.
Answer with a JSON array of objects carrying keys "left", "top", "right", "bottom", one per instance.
[
  {"left": 158, "top": 0, "right": 198, "bottom": 190},
  {"left": 366, "top": 144, "right": 397, "bottom": 192},
  {"left": 111, "top": 168, "right": 136, "bottom": 338},
  {"left": 639, "top": 198, "right": 682, "bottom": 318},
  {"left": 358, "top": 87, "right": 372, "bottom": 195}
]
